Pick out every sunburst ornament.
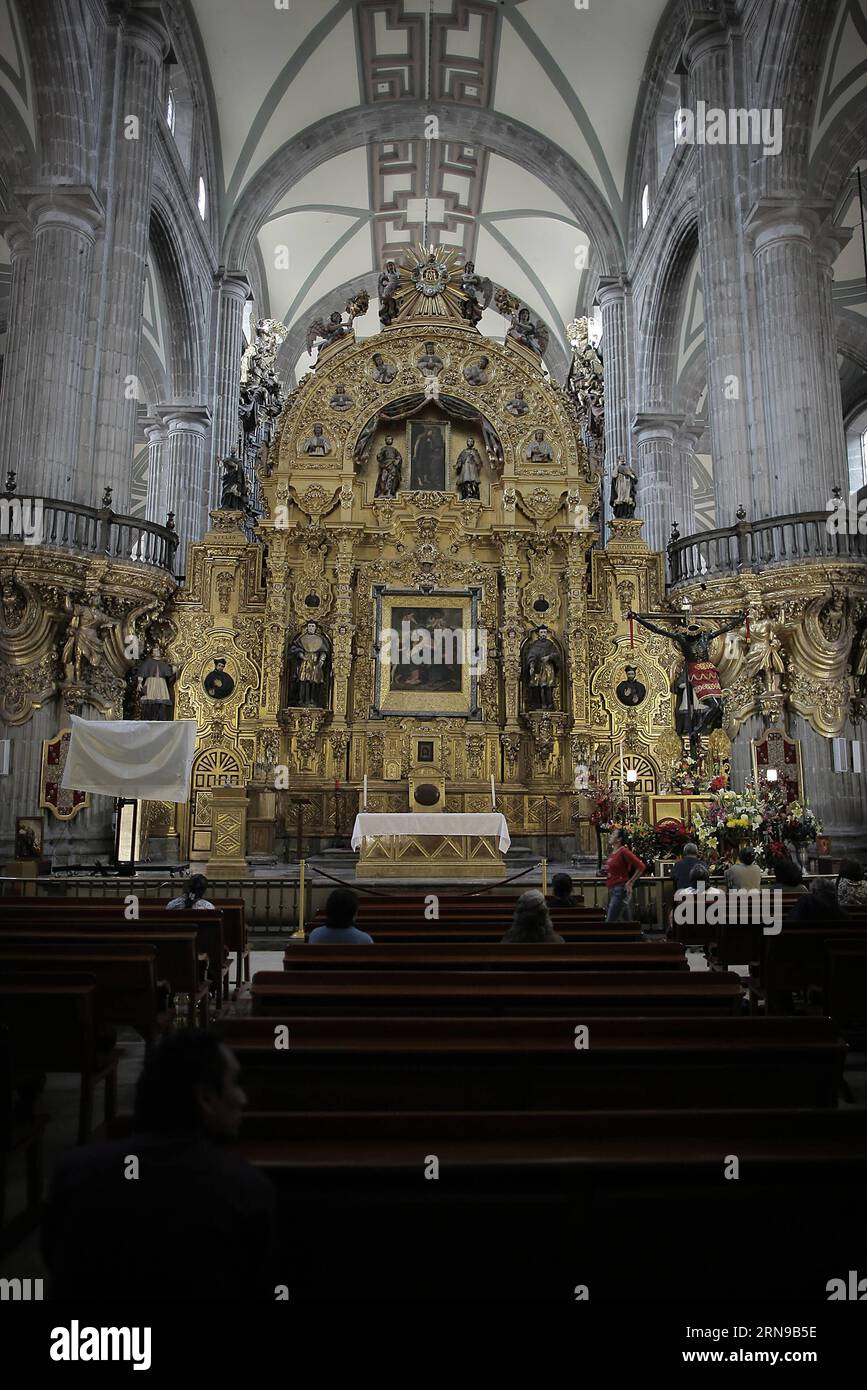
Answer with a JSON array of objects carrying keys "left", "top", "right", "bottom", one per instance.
[{"left": 391, "top": 245, "right": 470, "bottom": 322}]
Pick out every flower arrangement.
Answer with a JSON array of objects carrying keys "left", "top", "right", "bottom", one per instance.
[
  {"left": 691, "top": 779, "right": 822, "bottom": 863},
  {"left": 588, "top": 784, "right": 627, "bottom": 831}
]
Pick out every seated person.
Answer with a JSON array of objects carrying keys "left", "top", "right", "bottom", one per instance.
[
  {"left": 308, "top": 887, "right": 374, "bottom": 943},
  {"left": 772, "top": 856, "right": 808, "bottom": 895},
  {"left": 724, "top": 847, "right": 762, "bottom": 892},
  {"left": 670, "top": 842, "right": 702, "bottom": 893},
  {"left": 787, "top": 877, "right": 847, "bottom": 925},
  {"left": 684, "top": 863, "right": 723, "bottom": 900},
  {"left": 167, "top": 873, "right": 214, "bottom": 910},
  {"left": 548, "top": 872, "right": 579, "bottom": 909},
  {"left": 837, "top": 858, "right": 867, "bottom": 910},
  {"left": 42, "top": 1032, "right": 276, "bottom": 1301},
  {"left": 501, "top": 889, "right": 565, "bottom": 943}
]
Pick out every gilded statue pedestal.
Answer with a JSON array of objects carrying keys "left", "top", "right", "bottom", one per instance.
[
  {"left": 356, "top": 833, "right": 505, "bottom": 879},
  {"left": 205, "top": 785, "right": 249, "bottom": 878}
]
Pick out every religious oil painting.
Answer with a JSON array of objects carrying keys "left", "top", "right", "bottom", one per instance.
[
  {"left": 371, "top": 587, "right": 481, "bottom": 718},
  {"left": 407, "top": 418, "right": 449, "bottom": 491}
]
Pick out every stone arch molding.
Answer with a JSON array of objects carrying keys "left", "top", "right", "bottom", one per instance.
[{"left": 222, "top": 101, "right": 626, "bottom": 279}]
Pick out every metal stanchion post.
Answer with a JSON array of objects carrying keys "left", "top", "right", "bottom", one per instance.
[{"left": 298, "top": 857, "right": 306, "bottom": 933}]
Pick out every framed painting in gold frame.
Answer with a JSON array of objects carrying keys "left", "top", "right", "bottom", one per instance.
[{"left": 371, "top": 586, "right": 481, "bottom": 719}]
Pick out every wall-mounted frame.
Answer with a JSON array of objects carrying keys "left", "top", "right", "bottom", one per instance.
[{"left": 371, "top": 586, "right": 481, "bottom": 719}]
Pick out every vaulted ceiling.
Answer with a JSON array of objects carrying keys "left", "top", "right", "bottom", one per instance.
[{"left": 186, "top": 0, "right": 670, "bottom": 370}]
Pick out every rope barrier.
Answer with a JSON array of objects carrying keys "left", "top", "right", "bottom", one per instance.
[{"left": 303, "top": 858, "right": 541, "bottom": 899}]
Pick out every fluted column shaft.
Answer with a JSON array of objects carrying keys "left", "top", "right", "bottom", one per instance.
[
  {"left": 163, "top": 407, "right": 211, "bottom": 570},
  {"left": 18, "top": 187, "right": 103, "bottom": 499},
  {"left": 597, "top": 276, "right": 631, "bottom": 468},
  {"left": 747, "top": 200, "right": 848, "bottom": 514},
  {"left": 674, "top": 420, "right": 703, "bottom": 535},
  {"left": 209, "top": 271, "right": 249, "bottom": 511},
  {"left": 633, "top": 413, "right": 680, "bottom": 551},
  {"left": 0, "top": 218, "right": 34, "bottom": 482},
  {"left": 143, "top": 415, "right": 169, "bottom": 523},
  {"left": 90, "top": 11, "right": 168, "bottom": 510},
  {"left": 683, "top": 23, "right": 755, "bottom": 526}
]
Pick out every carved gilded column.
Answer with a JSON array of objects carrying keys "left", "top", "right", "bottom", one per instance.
[
  {"left": 563, "top": 530, "right": 591, "bottom": 728},
  {"left": 260, "top": 530, "right": 291, "bottom": 716},
  {"left": 496, "top": 530, "right": 522, "bottom": 729},
  {"left": 329, "top": 527, "right": 358, "bottom": 725}
]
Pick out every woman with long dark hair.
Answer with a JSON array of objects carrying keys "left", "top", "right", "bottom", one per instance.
[{"left": 501, "top": 889, "right": 564, "bottom": 943}]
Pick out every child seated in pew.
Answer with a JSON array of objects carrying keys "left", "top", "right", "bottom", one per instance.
[
  {"left": 501, "top": 889, "right": 565, "bottom": 944},
  {"left": 166, "top": 873, "right": 214, "bottom": 911},
  {"left": 548, "top": 873, "right": 579, "bottom": 910},
  {"left": 42, "top": 1032, "right": 277, "bottom": 1301},
  {"left": 308, "top": 887, "right": 374, "bottom": 944}
]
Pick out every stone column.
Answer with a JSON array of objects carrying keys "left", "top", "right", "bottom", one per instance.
[
  {"left": 596, "top": 275, "right": 630, "bottom": 469},
  {"left": 209, "top": 270, "right": 250, "bottom": 511},
  {"left": 90, "top": 7, "right": 169, "bottom": 511},
  {"left": 682, "top": 19, "right": 755, "bottom": 527},
  {"left": 674, "top": 418, "right": 704, "bottom": 536},
  {"left": 142, "top": 413, "right": 169, "bottom": 524},
  {"left": 0, "top": 215, "right": 34, "bottom": 483},
  {"left": 17, "top": 186, "right": 103, "bottom": 500},
  {"left": 163, "top": 406, "right": 212, "bottom": 571},
  {"left": 746, "top": 199, "right": 849, "bottom": 515},
  {"left": 632, "top": 411, "right": 682, "bottom": 551}
]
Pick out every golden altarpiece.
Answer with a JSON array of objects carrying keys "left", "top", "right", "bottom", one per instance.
[{"left": 159, "top": 249, "right": 685, "bottom": 866}]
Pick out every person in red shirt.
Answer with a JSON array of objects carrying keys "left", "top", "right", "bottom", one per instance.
[{"left": 605, "top": 827, "right": 645, "bottom": 922}]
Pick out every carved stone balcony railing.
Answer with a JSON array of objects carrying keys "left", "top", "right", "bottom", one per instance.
[
  {"left": 668, "top": 510, "right": 867, "bottom": 585},
  {"left": 0, "top": 492, "right": 178, "bottom": 575}
]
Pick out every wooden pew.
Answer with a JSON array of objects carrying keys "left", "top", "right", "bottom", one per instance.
[
  {"left": 2, "top": 894, "right": 249, "bottom": 994},
  {"left": 231, "top": 1106, "right": 867, "bottom": 1300},
  {"left": 0, "top": 929, "right": 207, "bottom": 1025},
  {"left": 824, "top": 940, "right": 867, "bottom": 1046},
  {"left": 305, "top": 922, "right": 643, "bottom": 944},
  {"left": 0, "top": 904, "right": 227, "bottom": 1008},
  {"left": 220, "top": 1013, "right": 844, "bottom": 1112},
  {"left": 283, "top": 943, "right": 687, "bottom": 972},
  {"left": 752, "top": 925, "right": 866, "bottom": 1013},
  {"left": 0, "top": 975, "right": 119, "bottom": 1144},
  {"left": 0, "top": 940, "right": 158, "bottom": 1044},
  {"left": 251, "top": 968, "right": 743, "bottom": 1016},
  {"left": 0, "top": 1024, "right": 48, "bottom": 1249}
]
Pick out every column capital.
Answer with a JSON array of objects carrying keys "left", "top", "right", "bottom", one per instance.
[
  {"left": 108, "top": 2, "right": 171, "bottom": 61},
  {"left": 681, "top": 11, "right": 732, "bottom": 71},
  {"left": 632, "top": 411, "right": 684, "bottom": 444},
  {"left": 20, "top": 185, "right": 104, "bottom": 239},
  {"left": 0, "top": 209, "right": 33, "bottom": 258},
  {"left": 142, "top": 414, "right": 169, "bottom": 445},
  {"left": 161, "top": 404, "right": 212, "bottom": 435},
  {"left": 595, "top": 275, "right": 629, "bottom": 309},
  {"left": 216, "top": 267, "right": 252, "bottom": 302},
  {"left": 744, "top": 197, "right": 835, "bottom": 255},
  {"left": 677, "top": 416, "right": 707, "bottom": 449}
]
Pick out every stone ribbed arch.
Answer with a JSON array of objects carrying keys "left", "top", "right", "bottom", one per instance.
[
  {"left": 149, "top": 194, "right": 207, "bottom": 401},
  {"left": 809, "top": 88, "right": 867, "bottom": 204},
  {"left": 635, "top": 199, "right": 699, "bottom": 413},
  {"left": 18, "top": 0, "right": 96, "bottom": 185},
  {"left": 222, "top": 100, "right": 625, "bottom": 278}
]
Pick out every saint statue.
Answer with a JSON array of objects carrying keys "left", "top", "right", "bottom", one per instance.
[
  {"left": 61, "top": 601, "right": 114, "bottom": 684},
  {"left": 303, "top": 423, "right": 331, "bottom": 456},
  {"left": 615, "top": 665, "right": 646, "bottom": 707},
  {"left": 744, "top": 619, "right": 786, "bottom": 695},
  {"left": 378, "top": 260, "right": 400, "bottom": 325},
  {"left": 372, "top": 352, "right": 397, "bottom": 384},
  {"left": 329, "top": 384, "right": 353, "bottom": 411},
  {"left": 455, "top": 437, "right": 483, "bottom": 500},
  {"left": 506, "top": 306, "right": 549, "bottom": 356},
  {"left": 506, "top": 389, "right": 530, "bottom": 416},
  {"left": 374, "top": 437, "right": 402, "bottom": 497},
  {"left": 460, "top": 261, "right": 493, "bottom": 324},
  {"left": 417, "top": 342, "right": 444, "bottom": 375},
  {"left": 610, "top": 456, "right": 638, "bottom": 518},
  {"left": 137, "top": 644, "right": 177, "bottom": 721},
  {"left": 288, "top": 622, "right": 330, "bottom": 708},
  {"left": 523, "top": 625, "right": 560, "bottom": 711},
  {"left": 220, "top": 452, "right": 247, "bottom": 510},
  {"left": 628, "top": 609, "right": 744, "bottom": 740},
  {"left": 525, "top": 429, "right": 554, "bottom": 463},
  {"left": 463, "top": 355, "right": 489, "bottom": 385}
]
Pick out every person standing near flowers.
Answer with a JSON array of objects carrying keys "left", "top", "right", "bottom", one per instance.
[{"left": 605, "top": 827, "right": 646, "bottom": 922}]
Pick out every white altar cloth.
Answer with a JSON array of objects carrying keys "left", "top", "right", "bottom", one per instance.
[{"left": 351, "top": 812, "right": 511, "bottom": 854}]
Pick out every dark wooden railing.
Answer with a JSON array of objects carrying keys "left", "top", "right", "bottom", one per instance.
[
  {"left": 668, "top": 510, "right": 867, "bottom": 585},
  {"left": 0, "top": 492, "right": 178, "bottom": 575}
]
